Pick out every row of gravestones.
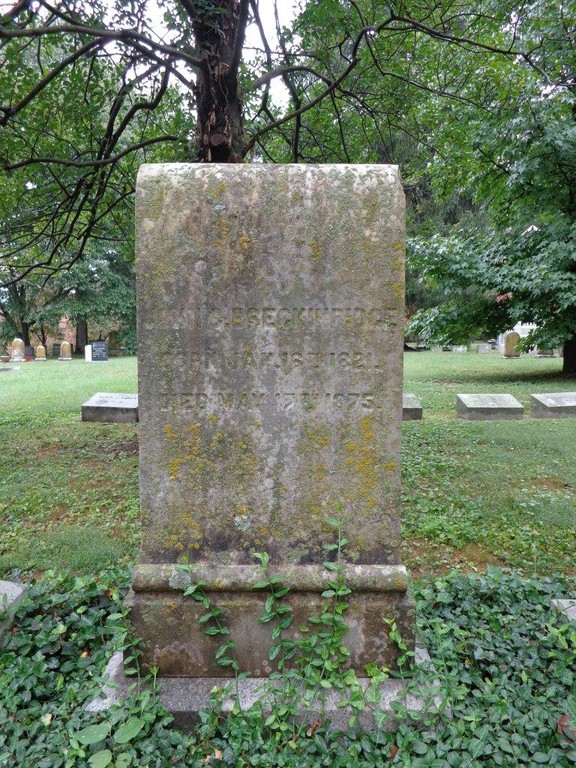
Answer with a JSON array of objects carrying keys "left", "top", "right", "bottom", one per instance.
[
  {"left": 80, "top": 391, "right": 576, "bottom": 424},
  {"left": 3, "top": 338, "right": 109, "bottom": 362}
]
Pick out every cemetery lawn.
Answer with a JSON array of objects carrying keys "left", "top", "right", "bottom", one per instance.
[{"left": 0, "top": 350, "right": 575, "bottom": 577}]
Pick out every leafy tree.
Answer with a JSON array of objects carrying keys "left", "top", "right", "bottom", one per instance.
[
  {"left": 1, "top": 0, "right": 567, "bottom": 281},
  {"left": 406, "top": 0, "right": 576, "bottom": 372},
  {"left": 0, "top": 245, "right": 136, "bottom": 351}
]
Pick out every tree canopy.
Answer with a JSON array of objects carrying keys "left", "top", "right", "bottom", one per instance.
[{"left": 1, "top": 0, "right": 575, "bottom": 367}]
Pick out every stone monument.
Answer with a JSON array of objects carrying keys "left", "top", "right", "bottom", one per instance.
[
  {"left": 10, "top": 337, "right": 25, "bottom": 362},
  {"left": 36, "top": 344, "right": 47, "bottom": 361},
  {"left": 503, "top": 331, "right": 520, "bottom": 358},
  {"left": 130, "top": 164, "right": 414, "bottom": 679},
  {"left": 58, "top": 341, "right": 73, "bottom": 361}
]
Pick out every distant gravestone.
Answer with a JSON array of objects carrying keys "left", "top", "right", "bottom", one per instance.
[
  {"left": 85, "top": 345, "right": 92, "bottom": 362},
  {"left": 10, "top": 338, "right": 25, "bottom": 362},
  {"left": 402, "top": 393, "right": 423, "bottom": 420},
  {"left": 475, "top": 343, "right": 491, "bottom": 353},
  {"left": 35, "top": 344, "right": 47, "bottom": 361},
  {"left": 456, "top": 393, "right": 524, "bottom": 420},
  {"left": 82, "top": 393, "right": 139, "bottom": 423},
  {"left": 91, "top": 341, "right": 109, "bottom": 362},
  {"left": 24, "top": 345, "right": 34, "bottom": 360},
  {"left": 58, "top": 341, "right": 73, "bottom": 360},
  {"left": 503, "top": 331, "right": 520, "bottom": 358},
  {"left": 531, "top": 393, "right": 576, "bottom": 419},
  {"left": 130, "top": 163, "right": 415, "bottom": 679},
  {"left": 51, "top": 343, "right": 61, "bottom": 358}
]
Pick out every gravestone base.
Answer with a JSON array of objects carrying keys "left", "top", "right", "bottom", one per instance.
[
  {"left": 128, "top": 563, "right": 415, "bottom": 677},
  {"left": 88, "top": 645, "right": 436, "bottom": 732}
]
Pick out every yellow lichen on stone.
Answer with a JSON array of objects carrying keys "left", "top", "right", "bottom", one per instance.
[{"left": 164, "top": 425, "right": 176, "bottom": 440}]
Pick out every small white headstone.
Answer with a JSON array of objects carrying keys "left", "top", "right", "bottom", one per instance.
[{"left": 85, "top": 345, "right": 93, "bottom": 362}]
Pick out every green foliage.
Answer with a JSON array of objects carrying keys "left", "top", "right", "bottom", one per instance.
[{"left": 4, "top": 566, "right": 575, "bottom": 766}]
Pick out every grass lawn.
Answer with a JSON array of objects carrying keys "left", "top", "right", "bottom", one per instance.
[
  {"left": 1, "top": 353, "right": 576, "bottom": 767},
  {"left": 1, "top": 351, "right": 575, "bottom": 576}
]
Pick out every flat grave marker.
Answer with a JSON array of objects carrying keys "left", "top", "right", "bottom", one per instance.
[
  {"left": 82, "top": 393, "right": 139, "bottom": 423},
  {"left": 402, "top": 393, "right": 423, "bottom": 420},
  {"left": 456, "top": 393, "right": 524, "bottom": 420},
  {"left": 531, "top": 392, "right": 576, "bottom": 419}
]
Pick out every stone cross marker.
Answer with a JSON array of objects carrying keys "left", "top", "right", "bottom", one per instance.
[{"left": 131, "top": 164, "right": 414, "bottom": 678}]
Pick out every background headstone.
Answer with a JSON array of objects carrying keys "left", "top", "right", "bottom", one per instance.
[
  {"left": 131, "top": 163, "right": 414, "bottom": 677},
  {"left": 91, "top": 341, "right": 109, "bottom": 362},
  {"left": 10, "top": 338, "right": 25, "bottom": 362},
  {"left": 85, "top": 345, "right": 93, "bottom": 362},
  {"left": 457, "top": 393, "right": 524, "bottom": 420},
  {"left": 531, "top": 392, "right": 576, "bottom": 418},
  {"left": 58, "top": 341, "right": 72, "bottom": 360},
  {"left": 82, "top": 393, "right": 139, "bottom": 423},
  {"left": 402, "top": 393, "right": 423, "bottom": 420},
  {"left": 503, "top": 331, "right": 520, "bottom": 358},
  {"left": 35, "top": 344, "right": 47, "bottom": 361}
]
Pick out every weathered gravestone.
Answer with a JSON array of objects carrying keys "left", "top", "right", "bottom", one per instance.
[
  {"left": 503, "top": 331, "right": 521, "bottom": 358},
  {"left": 130, "top": 164, "right": 414, "bottom": 679},
  {"left": 402, "top": 393, "right": 423, "bottom": 421},
  {"left": 10, "top": 337, "right": 25, "bottom": 362},
  {"left": 58, "top": 341, "right": 73, "bottom": 360},
  {"left": 35, "top": 344, "right": 47, "bottom": 361},
  {"left": 82, "top": 393, "right": 139, "bottom": 423},
  {"left": 456, "top": 393, "right": 524, "bottom": 420},
  {"left": 531, "top": 392, "right": 576, "bottom": 419}
]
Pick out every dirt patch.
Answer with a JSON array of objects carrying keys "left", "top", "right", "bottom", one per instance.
[{"left": 530, "top": 476, "right": 570, "bottom": 491}]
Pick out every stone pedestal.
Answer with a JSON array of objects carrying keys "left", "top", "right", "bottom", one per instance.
[{"left": 132, "top": 164, "right": 414, "bottom": 677}]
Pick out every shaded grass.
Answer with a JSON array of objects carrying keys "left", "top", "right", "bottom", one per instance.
[
  {"left": 1, "top": 351, "right": 575, "bottom": 576},
  {"left": 403, "top": 350, "right": 576, "bottom": 575},
  {"left": 0, "top": 358, "right": 140, "bottom": 574}
]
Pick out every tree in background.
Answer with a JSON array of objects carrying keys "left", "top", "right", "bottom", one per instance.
[
  {"left": 0, "top": 245, "right": 136, "bottom": 351},
  {"left": 406, "top": 0, "right": 576, "bottom": 372},
  {"left": 1, "top": 0, "right": 575, "bottom": 368},
  {"left": 2, "top": 0, "right": 566, "bottom": 273}
]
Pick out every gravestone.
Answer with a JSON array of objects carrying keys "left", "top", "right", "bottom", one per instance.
[
  {"left": 531, "top": 392, "right": 576, "bottom": 419},
  {"left": 85, "top": 345, "right": 92, "bottom": 362},
  {"left": 36, "top": 344, "right": 47, "bottom": 361},
  {"left": 82, "top": 393, "right": 139, "bottom": 423},
  {"left": 51, "top": 343, "right": 61, "bottom": 358},
  {"left": 456, "top": 393, "right": 524, "bottom": 420},
  {"left": 91, "top": 341, "right": 109, "bottom": 362},
  {"left": 24, "top": 345, "right": 34, "bottom": 360},
  {"left": 10, "top": 337, "right": 25, "bottom": 362},
  {"left": 402, "top": 393, "right": 423, "bottom": 420},
  {"left": 58, "top": 341, "right": 73, "bottom": 360},
  {"left": 503, "top": 331, "right": 520, "bottom": 358},
  {"left": 131, "top": 163, "right": 414, "bottom": 679}
]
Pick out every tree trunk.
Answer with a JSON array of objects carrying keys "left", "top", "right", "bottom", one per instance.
[
  {"left": 191, "top": 0, "right": 248, "bottom": 162},
  {"left": 19, "top": 320, "right": 31, "bottom": 347},
  {"left": 75, "top": 316, "right": 88, "bottom": 354},
  {"left": 562, "top": 337, "right": 576, "bottom": 375}
]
